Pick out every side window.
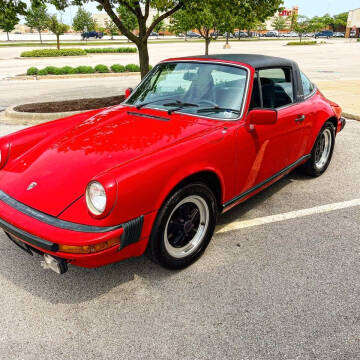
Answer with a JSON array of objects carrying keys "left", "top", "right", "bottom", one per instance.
[
  {"left": 258, "top": 68, "right": 294, "bottom": 109},
  {"left": 300, "top": 71, "right": 314, "bottom": 97}
]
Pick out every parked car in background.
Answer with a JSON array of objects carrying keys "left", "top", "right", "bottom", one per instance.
[
  {"left": 186, "top": 31, "right": 201, "bottom": 38},
  {"left": 333, "top": 32, "right": 345, "bottom": 37},
  {"left": 315, "top": 30, "right": 333, "bottom": 38},
  {"left": 210, "top": 31, "right": 222, "bottom": 38},
  {"left": 0, "top": 54, "right": 345, "bottom": 274},
  {"left": 81, "top": 31, "right": 104, "bottom": 40},
  {"left": 223, "top": 32, "right": 234, "bottom": 38},
  {"left": 265, "top": 31, "right": 279, "bottom": 37},
  {"left": 234, "top": 31, "right": 248, "bottom": 38},
  {"left": 149, "top": 32, "right": 159, "bottom": 37}
]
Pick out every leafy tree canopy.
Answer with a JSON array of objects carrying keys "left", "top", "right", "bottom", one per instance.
[{"left": 73, "top": 7, "right": 96, "bottom": 32}]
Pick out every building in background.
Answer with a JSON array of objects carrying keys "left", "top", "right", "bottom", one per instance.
[
  {"left": 346, "top": 8, "right": 360, "bottom": 37},
  {"left": 92, "top": 13, "right": 111, "bottom": 29},
  {"left": 265, "top": 6, "right": 299, "bottom": 31}
]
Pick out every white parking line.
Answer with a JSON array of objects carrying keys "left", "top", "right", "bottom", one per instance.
[{"left": 217, "top": 198, "right": 360, "bottom": 233}]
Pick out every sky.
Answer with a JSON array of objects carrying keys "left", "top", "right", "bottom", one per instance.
[{"left": 22, "top": 0, "right": 360, "bottom": 25}]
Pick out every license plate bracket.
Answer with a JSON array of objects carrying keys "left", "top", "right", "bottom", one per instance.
[{"left": 5, "top": 232, "right": 33, "bottom": 256}]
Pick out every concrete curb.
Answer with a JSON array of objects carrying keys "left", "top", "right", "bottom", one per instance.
[
  {"left": 11, "top": 72, "right": 141, "bottom": 81},
  {"left": 343, "top": 112, "right": 360, "bottom": 121},
  {"left": 0, "top": 105, "right": 84, "bottom": 125}
]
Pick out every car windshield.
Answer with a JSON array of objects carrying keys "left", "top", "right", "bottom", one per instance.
[{"left": 125, "top": 62, "right": 248, "bottom": 120}]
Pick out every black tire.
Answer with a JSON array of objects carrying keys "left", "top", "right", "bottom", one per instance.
[
  {"left": 299, "top": 121, "right": 335, "bottom": 177},
  {"left": 147, "top": 183, "right": 217, "bottom": 270}
]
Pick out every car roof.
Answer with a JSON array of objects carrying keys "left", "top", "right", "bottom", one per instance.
[{"left": 176, "top": 54, "right": 297, "bottom": 69}]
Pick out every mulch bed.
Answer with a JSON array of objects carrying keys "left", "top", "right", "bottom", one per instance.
[{"left": 14, "top": 95, "right": 125, "bottom": 113}]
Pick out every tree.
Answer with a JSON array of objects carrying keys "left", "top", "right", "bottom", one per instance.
[
  {"left": 170, "top": 3, "right": 219, "bottom": 55},
  {"left": 0, "top": 5, "right": 20, "bottom": 41},
  {"left": 47, "top": 15, "right": 69, "bottom": 49},
  {"left": 117, "top": 5, "right": 137, "bottom": 41},
  {"left": 72, "top": 7, "right": 96, "bottom": 34},
  {"left": 104, "top": 18, "right": 118, "bottom": 39},
  {"left": 333, "top": 12, "right": 348, "bottom": 30},
  {"left": 25, "top": 3, "right": 49, "bottom": 43},
  {"left": 234, "top": 0, "right": 283, "bottom": 37},
  {"left": 153, "top": 13, "right": 165, "bottom": 35},
  {"left": 271, "top": 15, "right": 287, "bottom": 35},
  {"left": 290, "top": 15, "right": 313, "bottom": 42}
]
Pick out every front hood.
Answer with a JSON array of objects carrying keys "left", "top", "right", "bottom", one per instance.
[{"left": 0, "top": 106, "right": 215, "bottom": 216}]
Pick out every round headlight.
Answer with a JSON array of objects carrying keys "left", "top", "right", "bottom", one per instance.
[{"left": 86, "top": 181, "right": 107, "bottom": 215}]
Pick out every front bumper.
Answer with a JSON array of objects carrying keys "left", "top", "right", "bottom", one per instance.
[
  {"left": 337, "top": 117, "right": 346, "bottom": 133},
  {"left": 0, "top": 189, "right": 152, "bottom": 268}
]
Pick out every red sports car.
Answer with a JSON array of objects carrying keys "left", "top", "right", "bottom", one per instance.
[{"left": 0, "top": 54, "right": 345, "bottom": 274}]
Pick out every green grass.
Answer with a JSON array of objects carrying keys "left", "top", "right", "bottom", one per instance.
[
  {"left": 287, "top": 40, "right": 317, "bottom": 45},
  {"left": 21, "top": 48, "right": 87, "bottom": 57},
  {"left": 25, "top": 63, "right": 143, "bottom": 76}
]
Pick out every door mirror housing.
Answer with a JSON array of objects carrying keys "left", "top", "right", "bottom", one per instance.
[
  {"left": 124, "top": 87, "right": 133, "bottom": 99},
  {"left": 247, "top": 109, "right": 277, "bottom": 125}
]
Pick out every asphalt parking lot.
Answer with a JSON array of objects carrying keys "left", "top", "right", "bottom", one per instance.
[{"left": 0, "top": 119, "right": 359, "bottom": 359}]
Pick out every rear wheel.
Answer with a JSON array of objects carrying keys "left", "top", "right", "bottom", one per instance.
[
  {"left": 147, "top": 183, "right": 217, "bottom": 269},
  {"left": 300, "top": 121, "right": 335, "bottom": 177}
]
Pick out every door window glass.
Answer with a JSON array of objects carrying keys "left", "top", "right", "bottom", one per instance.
[{"left": 258, "top": 68, "right": 294, "bottom": 109}]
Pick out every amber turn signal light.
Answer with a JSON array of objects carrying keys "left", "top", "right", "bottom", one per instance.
[{"left": 59, "top": 238, "right": 120, "bottom": 254}]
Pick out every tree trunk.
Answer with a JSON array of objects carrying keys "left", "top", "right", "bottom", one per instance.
[
  {"left": 205, "top": 38, "right": 210, "bottom": 55},
  {"left": 226, "top": 33, "right": 229, "bottom": 45},
  {"left": 299, "top": 34, "right": 302, "bottom": 43},
  {"left": 137, "top": 41, "right": 150, "bottom": 79},
  {"left": 56, "top": 35, "right": 60, "bottom": 50},
  {"left": 6, "top": 32, "right": 9, "bottom": 41},
  {"left": 39, "top": 30, "right": 42, "bottom": 44}
]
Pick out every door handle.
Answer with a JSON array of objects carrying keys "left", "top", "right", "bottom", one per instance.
[{"left": 295, "top": 115, "right": 306, "bottom": 122}]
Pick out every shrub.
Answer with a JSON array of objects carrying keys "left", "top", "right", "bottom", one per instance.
[
  {"left": 74, "top": 65, "right": 95, "bottom": 74},
  {"left": 20, "top": 48, "right": 87, "bottom": 57},
  {"left": 84, "top": 47, "right": 137, "bottom": 54},
  {"left": 44, "top": 66, "right": 58, "bottom": 75},
  {"left": 60, "top": 66, "right": 75, "bottom": 74},
  {"left": 27, "top": 67, "right": 39, "bottom": 75},
  {"left": 38, "top": 68, "right": 48, "bottom": 76},
  {"left": 110, "top": 64, "right": 126, "bottom": 73},
  {"left": 125, "top": 63, "right": 140, "bottom": 72},
  {"left": 95, "top": 64, "right": 110, "bottom": 73},
  {"left": 287, "top": 41, "right": 317, "bottom": 46}
]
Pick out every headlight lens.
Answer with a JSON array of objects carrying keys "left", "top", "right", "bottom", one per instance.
[{"left": 86, "top": 181, "right": 107, "bottom": 215}]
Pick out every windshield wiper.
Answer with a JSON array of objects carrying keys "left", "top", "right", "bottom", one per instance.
[
  {"left": 135, "top": 97, "right": 176, "bottom": 109},
  {"left": 197, "top": 107, "right": 240, "bottom": 115},
  {"left": 163, "top": 100, "right": 199, "bottom": 115}
]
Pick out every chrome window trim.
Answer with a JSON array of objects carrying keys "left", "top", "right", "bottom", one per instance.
[{"left": 123, "top": 60, "right": 251, "bottom": 122}]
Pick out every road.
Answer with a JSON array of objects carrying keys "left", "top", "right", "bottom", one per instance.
[{"left": 0, "top": 120, "right": 359, "bottom": 359}]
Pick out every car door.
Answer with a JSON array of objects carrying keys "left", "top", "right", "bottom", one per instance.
[{"left": 235, "top": 67, "right": 308, "bottom": 195}]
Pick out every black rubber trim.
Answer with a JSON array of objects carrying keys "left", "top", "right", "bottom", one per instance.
[
  {"left": 127, "top": 111, "right": 170, "bottom": 122},
  {"left": 340, "top": 117, "right": 346, "bottom": 131},
  {"left": 119, "top": 215, "right": 144, "bottom": 250},
  {"left": 223, "top": 154, "right": 311, "bottom": 208},
  {"left": 0, "top": 190, "right": 122, "bottom": 233},
  {"left": 0, "top": 217, "right": 58, "bottom": 251}
]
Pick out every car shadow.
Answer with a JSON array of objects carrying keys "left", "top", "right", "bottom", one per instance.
[
  {"left": 0, "top": 170, "right": 308, "bottom": 305},
  {"left": 216, "top": 168, "right": 310, "bottom": 228},
  {"left": 0, "top": 242, "right": 174, "bottom": 304}
]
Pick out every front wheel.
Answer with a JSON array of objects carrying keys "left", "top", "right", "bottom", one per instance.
[
  {"left": 300, "top": 121, "right": 335, "bottom": 177},
  {"left": 147, "top": 183, "right": 217, "bottom": 269}
]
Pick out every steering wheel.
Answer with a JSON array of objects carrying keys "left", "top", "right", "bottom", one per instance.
[{"left": 197, "top": 99, "right": 218, "bottom": 107}]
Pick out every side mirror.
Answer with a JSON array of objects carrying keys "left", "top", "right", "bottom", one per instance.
[
  {"left": 124, "top": 87, "right": 133, "bottom": 99},
  {"left": 247, "top": 109, "right": 277, "bottom": 125}
]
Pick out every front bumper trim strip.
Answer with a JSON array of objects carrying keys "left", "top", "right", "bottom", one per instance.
[{"left": 0, "top": 190, "right": 122, "bottom": 233}]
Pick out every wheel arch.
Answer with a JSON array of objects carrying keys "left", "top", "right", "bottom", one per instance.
[{"left": 156, "top": 169, "right": 225, "bottom": 214}]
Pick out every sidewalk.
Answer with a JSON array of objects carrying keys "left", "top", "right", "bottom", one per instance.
[{"left": 317, "top": 80, "right": 360, "bottom": 120}]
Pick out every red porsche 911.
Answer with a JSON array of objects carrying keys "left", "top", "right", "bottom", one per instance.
[{"left": 0, "top": 54, "right": 345, "bottom": 273}]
